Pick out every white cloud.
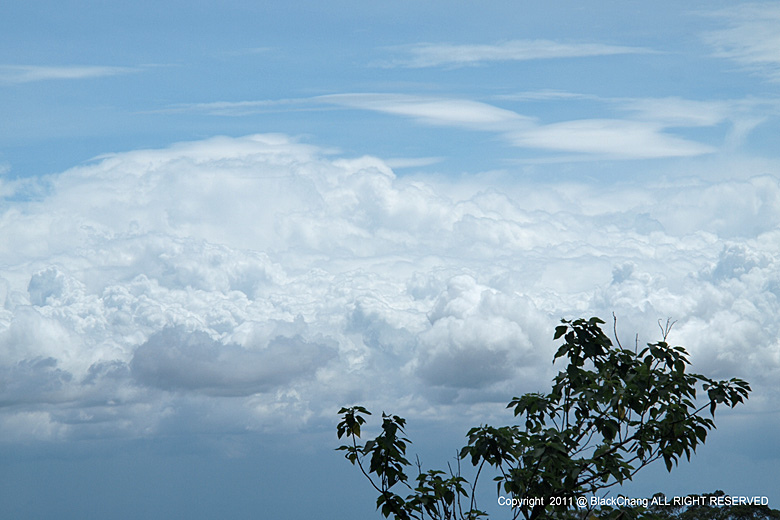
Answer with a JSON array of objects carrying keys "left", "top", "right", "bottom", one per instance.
[
  {"left": 158, "top": 99, "right": 306, "bottom": 117},
  {"left": 1, "top": 134, "right": 780, "bottom": 443},
  {"left": 498, "top": 90, "right": 600, "bottom": 102},
  {"left": 163, "top": 91, "right": 763, "bottom": 160},
  {"left": 500, "top": 91, "right": 774, "bottom": 151},
  {"left": 619, "top": 97, "right": 731, "bottom": 127},
  {"left": 703, "top": 2, "right": 780, "bottom": 81},
  {"left": 319, "top": 93, "right": 716, "bottom": 159},
  {"left": 384, "top": 157, "right": 444, "bottom": 169},
  {"left": 509, "top": 119, "right": 716, "bottom": 158},
  {"left": 657, "top": 175, "right": 780, "bottom": 237},
  {"left": 411, "top": 275, "right": 549, "bottom": 391},
  {"left": 318, "top": 93, "right": 532, "bottom": 131},
  {"left": 0, "top": 65, "right": 136, "bottom": 84},
  {"left": 386, "top": 40, "right": 652, "bottom": 68}
]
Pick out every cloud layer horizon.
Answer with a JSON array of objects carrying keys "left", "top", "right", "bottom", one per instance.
[{"left": 2, "top": 133, "right": 779, "bottom": 447}]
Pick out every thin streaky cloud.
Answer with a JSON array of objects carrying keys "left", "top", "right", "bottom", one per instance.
[
  {"left": 384, "top": 157, "right": 444, "bottom": 169},
  {"left": 384, "top": 39, "right": 654, "bottom": 68},
  {"left": 319, "top": 93, "right": 716, "bottom": 159},
  {"left": 155, "top": 98, "right": 334, "bottom": 117},
  {"left": 703, "top": 2, "right": 780, "bottom": 81},
  {"left": 501, "top": 91, "right": 751, "bottom": 131},
  {"left": 509, "top": 119, "right": 716, "bottom": 159},
  {"left": 162, "top": 100, "right": 282, "bottom": 116},
  {"left": 496, "top": 90, "right": 601, "bottom": 102},
  {"left": 161, "top": 92, "right": 732, "bottom": 160},
  {"left": 0, "top": 65, "right": 137, "bottom": 84},
  {"left": 215, "top": 47, "right": 275, "bottom": 58},
  {"left": 165, "top": 94, "right": 531, "bottom": 126},
  {"left": 618, "top": 97, "right": 731, "bottom": 127},
  {"left": 317, "top": 93, "right": 533, "bottom": 130}
]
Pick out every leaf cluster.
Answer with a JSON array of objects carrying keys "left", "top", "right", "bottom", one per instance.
[
  {"left": 337, "top": 406, "right": 486, "bottom": 520},
  {"left": 337, "top": 317, "right": 751, "bottom": 520}
]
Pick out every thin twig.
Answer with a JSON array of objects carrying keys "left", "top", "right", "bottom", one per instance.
[{"left": 612, "top": 312, "right": 623, "bottom": 349}]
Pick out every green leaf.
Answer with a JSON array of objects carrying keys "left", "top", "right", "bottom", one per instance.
[{"left": 337, "top": 316, "right": 751, "bottom": 520}]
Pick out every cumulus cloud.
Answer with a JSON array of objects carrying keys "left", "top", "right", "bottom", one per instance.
[
  {"left": 0, "top": 357, "right": 73, "bottom": 407},
  {"left": 131, "top": 327, "right": 336, "bottom": 396},
  {"left": 412, "top": 275, "right": 548, "bottom": 390},
  {"left": 1, "top": 134, "right": 780, "bottom": 442}
]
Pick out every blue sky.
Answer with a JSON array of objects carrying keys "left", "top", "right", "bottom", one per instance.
[{"left": 3, "top": 1, "right": 780, "bottom": 518}]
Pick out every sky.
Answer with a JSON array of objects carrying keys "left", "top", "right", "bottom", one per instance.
[{"left": 2, "top": 1, "right": 780, "bottom": 518}]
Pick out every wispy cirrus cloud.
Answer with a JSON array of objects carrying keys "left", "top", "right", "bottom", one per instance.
[
  {"left": 509, "top": 119, "right": 715, "bottom": 159},
  {"left": 501, "top": 91, "right": 772, "bottom": 153},
  {"left": 0, "top": 65, "right": 137, "bottom": 84},
  {"left": 703, "top": 2, "right": 780, "bottom": 81},
  {"left": 384, "top": 156, "right": 444, "bottom": 169},
  {"left": 164, "top": 95, "right": 528, "bottom": 129},
  {"left": 216, "top": 47, "right": 274, "bottom": 57},
  {"left": 504, "top": 91, "right": 735, "bottom": 127},
  {"left": 318, "top": 93, "right": 716, "bottom": 159},
  {"left": 161, "top": 100, "right": 281, "bottom": 116},
  {"left": 619, "top": 97, "right": 732, "bottom": 127},
  {"left": 317, "top": 93, "right": 533, "bottom": 131},
  {"left": 155, "top": 98, "right": 326, "bottom": 117},
  {"left": 163, "top": 92, "right": 732, "bottom": 160},
  {"left": 383, "top": 39, "right": 653, "bottom": 68}
]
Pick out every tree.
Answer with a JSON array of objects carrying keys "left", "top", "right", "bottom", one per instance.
[{"left": 337, "top": 317, "right": 751, "bottom": 520}]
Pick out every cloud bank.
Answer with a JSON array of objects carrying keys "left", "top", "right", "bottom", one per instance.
[{"left": 1, "top": 134, "right": 779, "bottom": 444}]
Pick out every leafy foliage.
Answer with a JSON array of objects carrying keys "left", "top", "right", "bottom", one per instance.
[
  {"left": 337, "top": 406, "right": 483, "bottom": 519},
  {"left": 338, "top": 317, "right": 751, "bottom": 520}
]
